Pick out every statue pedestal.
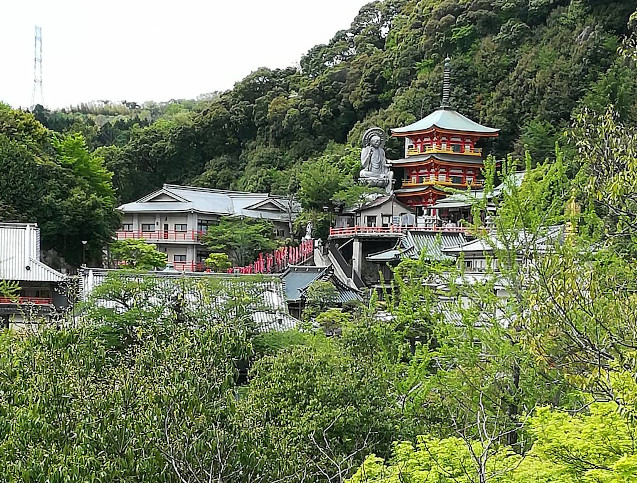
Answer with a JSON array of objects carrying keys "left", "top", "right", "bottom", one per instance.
[{"left": 359, "top": 177, "right": 389, "bottom": 189}]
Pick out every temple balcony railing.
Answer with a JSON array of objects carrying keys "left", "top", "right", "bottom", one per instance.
[
  {"left": 114, "top": 260, "right": 208, "bottom": 272},
  {"left": 173, "top": 261, "right": 208, "bottom": 272},
  {"left": 401, "top": 178, "right": 483, "bottom": 188},
  {"left": 115, "top": 230, "right": 206, "bottom": 243},
  {"left": 0, "top": 296, "right": 53, "bottom": 305},
  {"left": 407, "top": 146, "right": 482, "bottom": 157},
  {"left": 329, "top": 225, "right": 467, "bottom": 238}
]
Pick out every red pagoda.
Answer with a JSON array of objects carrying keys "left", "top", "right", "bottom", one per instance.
[{"left": 390, "top": 57, "right": 499, "bottom": 212}]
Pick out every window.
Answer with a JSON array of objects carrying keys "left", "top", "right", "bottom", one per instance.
[
  {"left": 141, "top": 223, "right": 155, "bottom": 232},
  {"left": 276, "top": 229, "right": 286, "bottom": 238},
  {"left": 174, "top": 224, "right": 187, "bottom": 232},
  {"left": 366, "top": 216, "right": 377, "bottom": 227},
  {"left": 452, "top": 144, "right": 462, "bottom": 153},
  {"left": 197, "top": 219, "right": 216, "bottom": 233},
  {"left": 121, "top": 223, "right": 133, "bottom": 232},
  {"left": 174, "top": 255, "right": 187, "bottom": 262},
  {"left": 451, "top": 176, "right": 463, "bottom": 184},
  {"left": 381, "top": 215, "right": 391, "bottom": 227}
]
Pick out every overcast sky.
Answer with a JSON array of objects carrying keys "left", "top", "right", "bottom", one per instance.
[{"left": 0, "top": 0, "right": 369, "bottom": 109}]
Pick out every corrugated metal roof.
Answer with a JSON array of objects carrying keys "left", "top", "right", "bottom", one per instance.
[
  {"left": 118, "top": 184, "right": 299, "bottom": 222},
  {"left": 0, "top": 223, "right": 66, "bottom": 282},
  {"left": 391, "top": 107, "right": 499, "bottom": 135}
]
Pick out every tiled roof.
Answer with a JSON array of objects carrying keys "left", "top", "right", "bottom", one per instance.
[
  {"left": 441, "top": 225, "right": 566, "bottom": 255},
  {"left": 391, "top": 107, "right": 499, "bottom": 135},
  {"left": 432, "top": 171, "right": 526, "bottom": 209},
  {"left": 80, "top": 269, "right": 298, "bottom": 332},
  {"left": 401, "top": 231, "right": 466, "bottom": 261},
  {"left": 281, "top": 266, "right": 328, "bottom": 301},
  {"left": 119, "top": 184, "right": 299, "bottom": 222},
  {"left": 391, "top": 152, "right": 485, "bottom": 166},
  {"left": 355, "top": 194, "right": 414, "bottom": 214},
  {"left": 281, "top": 265, "right": 363, "bottom": 304},
  {"left": 365, "top": 231, "right": 466, "bottom": 264}
]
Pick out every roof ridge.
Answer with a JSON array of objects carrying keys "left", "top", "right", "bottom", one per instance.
[{"left": 164, "top": 184, "right": 269, "bottom": 197}]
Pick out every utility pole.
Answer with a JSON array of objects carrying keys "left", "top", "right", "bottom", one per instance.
[
  {"left": 31, "top": 26, "right": 43, "bottom": 109},
  {"left": 81, "top": 240, "right": 87, "bottom": 267}
]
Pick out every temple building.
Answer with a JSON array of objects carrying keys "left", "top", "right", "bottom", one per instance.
[
  {"left": 0, "top": 223, "right": 68, "bottom": 329},
  {"left": 116, "top": 184, "right": 299, "bottom": 271},
  {"left": 390, "top": 57, "right": 499, "bottom": 219}
]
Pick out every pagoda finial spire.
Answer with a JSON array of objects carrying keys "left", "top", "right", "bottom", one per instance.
[{"left": 441, "top": 56, "right": 451, "bottom": 108}]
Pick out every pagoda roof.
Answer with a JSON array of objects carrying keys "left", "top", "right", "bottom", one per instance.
[
  {"left": 391, "top": 152, "right": 485, "bottom": 166},
  {"left": 391, "top": 107, "right": 499, "bottom": 136},
  {"left": 394, "top": 186, "right": 448, "bottom": 195}
]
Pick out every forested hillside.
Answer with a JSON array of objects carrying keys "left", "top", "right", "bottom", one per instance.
[
  {"left": 3, "top": 0, "right": 637, "bottom": 263},
  {"left": 25, "top": 0, "right": 637, "bottom": 204},
  {"left": 3, "top": 2, "right": 637, "bottom": 481}
]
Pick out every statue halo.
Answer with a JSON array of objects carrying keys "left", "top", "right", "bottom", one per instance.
[{"left": 362, "top": 127, "right": 387, "bottom": 148}]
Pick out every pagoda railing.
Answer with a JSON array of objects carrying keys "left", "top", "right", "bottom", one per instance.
[
  {"left": 0, "top": 296, "right": 53, "bottom": 305},
  {"left": 401, "top": 178, "right": 483, "bottom": 188},
  {"left": 115, "top": 230, "right": 205, "bottom": 242},
  {"left": 329, "top": 225, "right": 467, "bottom": 237},
  {"left": 407, "top": 146, "right": 482, "bottom": 157},
  {"left": 227, "top": 239, "right": 314, "bottom": 275}
]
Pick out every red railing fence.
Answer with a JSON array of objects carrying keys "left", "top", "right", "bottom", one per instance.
[
  {"left": 115, "top": 230, "right": 205, "bottom": 241},
  {"left": 0, "top": 296, "right": 53, "bottom": 305},
  {"left": 329, "top": 225, "right": 467, "bottom": 236},
  {"left": 227, "top": 239, "right": 315, "bottom": 275}
]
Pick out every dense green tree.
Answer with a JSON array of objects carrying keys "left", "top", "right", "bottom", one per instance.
[
  {"left": 204, "top": 252, "right": 232, "bottom": 272},
  {"left": 0, "top": 104, "right": 119, "bottom": 265},
  {"left": 0, "top": 274, "right": 263, "bottom": 482},
  {"left": 348, "top": 401, "right": 637, "bottom": 482},
  {"left": 201, "top": 217, "right": 277, "bottom": 266},
  {"left": 236, "top": 337, "right": 407, "bottom": 482},
  {"left": 303, "top": 280, "right": 340, "bottom": 321},
  {"left": 110, "top": 239, "right": 167, "bottom": 270}
]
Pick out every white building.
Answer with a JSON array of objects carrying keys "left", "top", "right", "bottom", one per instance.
[
  {"left": 116, "top": 184, "right": 300, "bottom": 271},
  {"left": 0, "top": 223, "right": 67, "bottom": 328}
]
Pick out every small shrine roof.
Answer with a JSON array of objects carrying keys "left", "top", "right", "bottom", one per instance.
[{"left": 391, "top": 107, "right": 499, "bottom": 136}]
